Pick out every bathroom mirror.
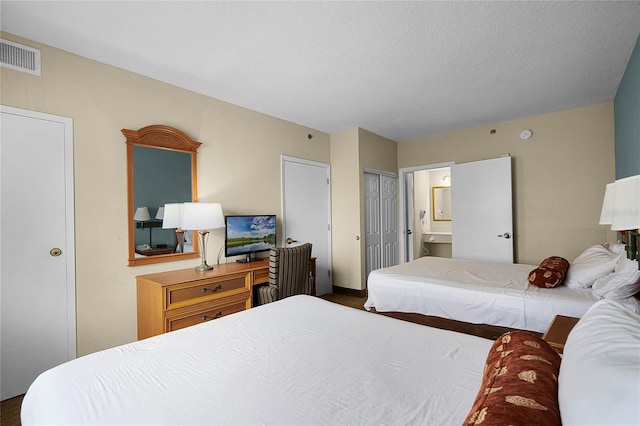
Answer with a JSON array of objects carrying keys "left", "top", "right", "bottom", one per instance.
[
  {"left": 432, "top": 186, "right": 452, "bottom": 221},
  {"left": 124, "top": 125, "right": 201, "bottom": 266}
]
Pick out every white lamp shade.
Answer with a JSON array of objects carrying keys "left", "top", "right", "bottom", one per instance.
[
  {"left": 181, "top": 202, "right": 225, "bottom": 231},
  {"left": 599, "top": 183, "right": 615, "bottom": 225},
  {"left": 611, "top": 175, "right": 640, "bottom": 231},
  {"left": 162, "top": 203, "right": 184, "bottom": 229},
  {"left": 134, "top": 206, "right": 150, "bottom": 221},
  {"left": 155, "top": 206, "right": 165, "bottom": 220}
]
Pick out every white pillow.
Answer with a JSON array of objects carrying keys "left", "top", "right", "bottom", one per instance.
[
  {"left": 558, "top": 299, "right": 640, "bottom": 425},
  {"left": 564, "top": 245, "right": 622, "bottom": 289},
  {"left": 607, "top": 242, "right": 627, "bottom": 254},
  {"left": 592, "top": 258, "right": 640, "bottom": 299}
]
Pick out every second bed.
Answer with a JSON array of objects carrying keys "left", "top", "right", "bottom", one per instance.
[{"left": 365, "top": 255, "right": 639, "bottom": 333}]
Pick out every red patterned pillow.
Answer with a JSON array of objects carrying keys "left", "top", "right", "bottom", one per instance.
[
  {"left": 528, "top": 256, "right": 569, "bottom": 288},
  {"left": 463, "top": 331, "right": 561, "bottom": 426}
]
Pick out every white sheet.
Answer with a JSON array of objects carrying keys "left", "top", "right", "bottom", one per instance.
[
  {"left": 364, "top": 256, "right": 640, "bottom": 333},
  {"left": 559, "top": 299, "right": 640, "bottom": 425},
  {"left": 22, "top": 295, "right": 493, "bottom": 425}
]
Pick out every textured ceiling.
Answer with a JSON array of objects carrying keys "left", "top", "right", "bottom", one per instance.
[{"left": 2, "top": 1, "right": 639, "bottom": 141}]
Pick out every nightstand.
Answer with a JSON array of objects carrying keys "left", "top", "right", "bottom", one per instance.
[{"left": 542, "top": 315, "right": 580, "bottom": 354}]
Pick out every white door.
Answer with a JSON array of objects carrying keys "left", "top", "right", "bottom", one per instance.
[
  {"left": 281, "top": 156, "right": 332, "bottom": 296},
  {"left": 1, "top": 106, "right": 76, "bottom": 400},
  {"left": 380, "top": 175, "right": 398, "bottom": 267},
  {"left": 364, "top": 172, "right": 381, "bottom": 277},
  {"left": 451, "top": 156, "right": 513, "bottom": 263},
  {"left": 404, "top": 173, "right": 414, "bottom": 261},
  {"left": 364, "top": 171, "right": 398, "bottom": 280}
]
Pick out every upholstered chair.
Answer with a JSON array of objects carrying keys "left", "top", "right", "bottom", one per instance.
[{"left": 257, "top": 243, "right": 313, "bottom": 305}]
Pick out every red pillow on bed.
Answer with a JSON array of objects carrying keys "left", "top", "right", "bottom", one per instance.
[
  {"left": 528, "top": 256, "right": 569, "bottom": 288},
  {"left": 463, "top": 331, "right": 561, "bottom": 426}
]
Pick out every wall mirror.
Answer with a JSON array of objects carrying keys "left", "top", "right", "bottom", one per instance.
[
  {"left": 432, "top": 186, "right": 452, "bottom": 221},
  {"left": 124, "top": 125, "right": 201, "bottom": 266}
]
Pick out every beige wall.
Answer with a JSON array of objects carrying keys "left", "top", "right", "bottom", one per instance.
[
  {"left": 399, "top": 102, "right": 617, "bottom": 265},
  {"left": 329, "top": 128, "right": 361, "bottom": 289},
  {"left": 329, "top": 128, "right": 397, "bottom": 291},
  {"left": 1, "top": 33, "right": 330, "bottom": 355}
]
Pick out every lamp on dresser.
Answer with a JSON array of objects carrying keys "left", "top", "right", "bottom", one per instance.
[{"left": 181, "top": 202, "right": 225, "bottom": 271}]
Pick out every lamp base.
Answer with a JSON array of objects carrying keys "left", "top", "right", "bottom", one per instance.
[{"left": 195, "top": 262, "right": 213, "bottom": 272}]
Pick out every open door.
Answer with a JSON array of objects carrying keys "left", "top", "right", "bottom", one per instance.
[
  {"left": 451, "top": 156, "right": 513, "bottom": 263},
  {"left": 404, "top": 173, "right": 414, "bottom": 261}
]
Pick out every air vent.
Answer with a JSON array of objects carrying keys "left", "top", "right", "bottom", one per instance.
[{"left": 0, "top": 39, "right": 41, "bottom": 76}]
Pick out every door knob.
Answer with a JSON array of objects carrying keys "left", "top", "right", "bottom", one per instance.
[
  {"left": 407, "top": 230, "right": 413, "bottom": 235},
  {"left": 286, "top": 237, "right": 298, "bottom": 244},
  {"left": 50, "top": 248, "right": 62, "bottom": 256},
  {"left": 497, "top": 233, "right": 511, "bottom": 239}
]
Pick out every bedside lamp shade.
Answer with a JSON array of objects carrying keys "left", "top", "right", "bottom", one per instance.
[
  {"left": 611, "top": 175, "right": 640, "bottom": 231},
  {"left": 134, "top": 206, "right": 150, "bottom": 221},
  {"left": 599, "top": 183, "right": 615, "bottom": 225}
]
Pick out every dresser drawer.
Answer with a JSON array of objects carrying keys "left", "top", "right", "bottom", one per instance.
[
  {"left": 166, "top": 298, "right": 248, "bottom": 332},
  {"left": 166, "top": 273, "right": 250, "bottom": 310},
  {"left": 253, "top": 269, "right": 269, "bottom": 284}
]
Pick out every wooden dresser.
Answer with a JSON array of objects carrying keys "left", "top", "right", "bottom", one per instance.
[{"left": 136, "top": 259, "right": 270, "bottom": 339}]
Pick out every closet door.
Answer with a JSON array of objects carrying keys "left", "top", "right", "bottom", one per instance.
[
  {"left": 0, "top": 106, "right": 76, "bottom": 400},
  {"left": 380, "top": 174, "right": 398, "bottom": 267},
  {"left": 364, "top": 172, "right": 381, "bottom": 278},
  {"left": 364, "top": 171, "right": 398, "bottom": 281},
  {"left": 451, "top": 156, "right": 513, "bottom": 263}
]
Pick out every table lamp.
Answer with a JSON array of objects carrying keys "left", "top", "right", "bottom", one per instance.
[
  {"left": 611, "top": 175, "right": 640, "bottom": 264},
  {"left": 601, "top": 175, "right": 640, "bottom": 267},
  {"left": 181, "top": 202, "right": 225, "bottom": 271}
]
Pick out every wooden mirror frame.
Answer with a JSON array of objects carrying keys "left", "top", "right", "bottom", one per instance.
[{"left": 124, "top": 125, "right": 201, "bottom": 266}]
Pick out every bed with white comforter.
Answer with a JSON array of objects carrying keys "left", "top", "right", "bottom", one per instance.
[
  {"left": 22, "top": 295, "right": 493, "bottom": 425},
  {"left": 365, "top": 255, "right": 640, "bottom": 333},
  {"left": 21, "top": 294, "right": 640, "bottom": 425}
]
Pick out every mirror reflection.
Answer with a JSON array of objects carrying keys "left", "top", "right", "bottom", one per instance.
[
  {"left": 133, "top": 146, "right": 192, "bottom": 252},
  {"left": 432, "top": 186, "right": 452, "bottom": 221},
  {"left": 124, "top": 125, "right": 201, "bottom": 266}
]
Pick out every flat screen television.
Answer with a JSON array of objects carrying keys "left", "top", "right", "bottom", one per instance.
[{"left": 224, "top": 215, "right": 277, "bottom": 262}]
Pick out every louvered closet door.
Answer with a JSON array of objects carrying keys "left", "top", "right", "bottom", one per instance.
[{"left": 0, "top": 106, "right": 76, "bottom": 400}]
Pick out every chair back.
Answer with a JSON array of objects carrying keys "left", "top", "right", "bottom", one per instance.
[{"left": 268, "top": 243, "right": 312, "bottom": 300}]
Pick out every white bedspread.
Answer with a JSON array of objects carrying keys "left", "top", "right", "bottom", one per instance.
[
  {"left": 22, "top": 295, "right": 493, "bottom": 425},
  {"left": 365, "top": 256, "right": 640, "bottom": 333}
]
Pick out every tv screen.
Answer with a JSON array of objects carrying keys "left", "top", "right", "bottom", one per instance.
[{"left": 224, "top": 215, "right": 276, "bottom": 262}]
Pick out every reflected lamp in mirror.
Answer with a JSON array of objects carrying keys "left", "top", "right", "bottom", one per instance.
[
  {"left": 134, "top": 206, "right": 151, "bottom": 222},
  {"left": 134, "top": 206, "right": 153, "bottom": 248},
  {"left": 162, "top": 203, "right": 185, "bottom": 253},
  {"left": 181, "top": 202, "right": 225, "bottom": 271},
  {"left": 155, "top": 206, "right": 164, "bottom": 220}
]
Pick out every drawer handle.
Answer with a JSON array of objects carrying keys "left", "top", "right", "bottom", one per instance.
[
  {"left": 202, "top": 312, "right": 223, "bottom": 321},
  {"left": 202, "top": 284, "right": 222, "bottom": 293}
]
